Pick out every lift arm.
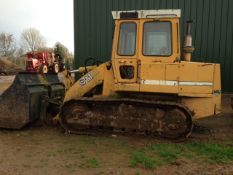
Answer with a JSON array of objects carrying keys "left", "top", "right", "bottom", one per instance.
[{"left": 63, "top": 63, "right": 106, "bottom": 102}]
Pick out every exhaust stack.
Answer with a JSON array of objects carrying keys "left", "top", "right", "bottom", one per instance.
[{"left": 183, "top": 20, "right": 195, "bottom": 61}]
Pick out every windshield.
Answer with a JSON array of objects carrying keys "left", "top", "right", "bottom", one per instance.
[
  {"left": 118, "top": 22, "right": 136, "bottom": 56},
  {"left": 143, "top": 22, "right": 172, "bottom": 56}
]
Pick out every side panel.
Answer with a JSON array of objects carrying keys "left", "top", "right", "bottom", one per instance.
[
  {"left": 139, "top": 62, "right": 179, "bottom": 93},
  {"left": 182, "top": 96, "right": 220, "bottom": 120},
  {"left": 181, "top": 63, "right": 221, "bottom": 119},
  {"left": 138, "top": 61, "right": 221, "bottom": 119},
  {"left": 179, "top": 63, "right": 214, "bottom": 95},
  {"left": 213, "top": 64, "right": 221, "bottom": 92},
  {"left": 139, "top": 62, "right": 217, "bottom": 97}
]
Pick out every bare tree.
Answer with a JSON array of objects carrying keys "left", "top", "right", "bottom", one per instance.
[
  {"left": 20, "top": 28, "right": 46, "bottom": 52},
  {"left": 0, "top": 32, "right": 16, "bottom": 57}
]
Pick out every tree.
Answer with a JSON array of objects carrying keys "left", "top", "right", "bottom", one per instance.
[
  {"left": 54, "top": 42, "right": 70, "bottom": 59},
  {"left": 0, "top": 32, "right": 16, "bottom": 57},
  {"left": 20, "top": 28, "right": 46, "bottom": 52},
  {"left": 54, "top": 42, "right": 74, "bottom": 69}
]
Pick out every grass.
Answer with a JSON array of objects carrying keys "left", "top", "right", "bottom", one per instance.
[
  {"left": 185, "top": 142, "right": 233, "bottom": 164},
  {"left": 86, "top": 158, "right": 100, "bottom": 168},
  {"left": 130, "top": 142, "right": 233, "bottom": 169},
  {"left": 130, "top": 150, "right": 157, "bottom": 169}
]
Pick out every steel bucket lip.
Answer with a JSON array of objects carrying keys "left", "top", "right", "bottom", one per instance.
[
  {"left": 0, "top": 75, "right": 15, "bottom": 83},
  {"left": 14, "top": 72, "right": 64, "bottom": 86},
  {"left": 18, "top": 71, "right": 57, "bottom": 75}
]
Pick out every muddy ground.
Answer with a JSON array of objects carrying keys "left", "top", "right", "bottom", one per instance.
[
  {"left": 0, "top": 76, "right": 233, "bottom": 175},
  {"left": 0, "top": 124, "right": 232, "bottom": 175}
]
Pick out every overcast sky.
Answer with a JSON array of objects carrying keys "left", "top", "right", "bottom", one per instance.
[{"left": 0, "top": 0, "right": 74, "bottom": 52}]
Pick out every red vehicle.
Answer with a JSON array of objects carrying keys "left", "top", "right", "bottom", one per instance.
[{"left": 26, "top": 51, "right": 60, "bottom": 73}]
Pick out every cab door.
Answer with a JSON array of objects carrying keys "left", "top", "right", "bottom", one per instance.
[
  {"left": 138, "top": 19, "right": 180, "bottom": 93},
  {"left": 112, "top": 20, "right": 139, "bottom": 84}
]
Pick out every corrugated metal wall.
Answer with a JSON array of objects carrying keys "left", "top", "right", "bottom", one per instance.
[{"left": 74, "top": 0, "right": 233, "bottom": 92}]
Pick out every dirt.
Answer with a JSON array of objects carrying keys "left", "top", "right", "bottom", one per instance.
[
  {"left": 157, "top": 159, "right": 233, "bottom": 175},
  {"left": 0, "top": 124, "right": 233, "bottom": 175},
  {"left": 0, "top": 80, "right": 233, "bottom": 174},
  {"left": 0, "top": 125, "right": 232, "bottom": 175},
  {"left": 0, "top": 58, "right": 22, "bottom": 75}
]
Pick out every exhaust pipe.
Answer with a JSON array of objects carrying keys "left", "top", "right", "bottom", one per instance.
[{"left": 183, "top": 20, "right": 195, "bottom": 61}]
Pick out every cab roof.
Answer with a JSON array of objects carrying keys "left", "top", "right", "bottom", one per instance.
[{"left": 112, "top": 9, "right": 181, "bottom": 19}]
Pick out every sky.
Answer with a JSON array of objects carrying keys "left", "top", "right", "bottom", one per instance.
[{"left": 0, "top": 0, "right": 74, "bottom": 53}]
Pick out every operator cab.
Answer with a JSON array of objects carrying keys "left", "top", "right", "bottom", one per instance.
[{"left": 111, "top": 10, "right": 181, "bottom": 85}]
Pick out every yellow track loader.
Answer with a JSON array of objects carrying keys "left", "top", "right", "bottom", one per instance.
[{"left": 59, "top": 10, "right": 221, "bottom": 139}]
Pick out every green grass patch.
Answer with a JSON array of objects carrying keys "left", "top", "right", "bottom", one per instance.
[
  {"left": 130, "top": 142, "right": 233, "bottom": 169},
  {"left": 185, "top": 142, "right": 233, "bottom": 164},
  {"left": 86, "top": 158, "right": 100, "bottom": 168},
  {"left": 130, "top": 149, "right": 158, "bottom": 169},
  {"left": 151, "top": 144, "right": 181, "bottom": 163}
]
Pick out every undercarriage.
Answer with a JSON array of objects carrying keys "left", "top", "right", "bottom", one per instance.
[{"left": 60, "top": 98, "right": 193, "bottom": 139}]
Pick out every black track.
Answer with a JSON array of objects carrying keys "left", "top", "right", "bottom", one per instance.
[{"left": 60, "top": 97, "right": 193, "bottom": 139}]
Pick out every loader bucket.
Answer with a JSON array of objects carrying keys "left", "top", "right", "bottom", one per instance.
[{"left": 0, "top": 72, "right": 65, "bottom": 129}]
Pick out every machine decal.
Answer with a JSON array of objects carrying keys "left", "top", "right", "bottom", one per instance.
[
  {"left": 141, "top": 80, "right": 178, "bottom": 86},
  {"left": 141, "top": 80, "right": 213, "bottom": 86},
  {"left": 79, "top": 73, "right": 93, "bottom": 86},
  {"left": 179, "top": 82, "right": 213, "bottom": 86}
]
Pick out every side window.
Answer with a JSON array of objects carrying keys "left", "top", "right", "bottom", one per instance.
[
  {"left": 143, "top": 22, "right": 172, "bottom": 56},
  {"left": 118, "top": 22, "right": 136, "bottom": 56}
]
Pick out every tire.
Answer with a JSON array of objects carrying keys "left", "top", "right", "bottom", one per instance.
[
  {"left": 40, "top": 65, "right": 48, "bottom": 74},
  {"left": 53, "top": 63, "right": 59, "bottom": 73}
]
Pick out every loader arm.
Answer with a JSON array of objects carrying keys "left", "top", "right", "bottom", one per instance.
[{"left": 63, "top": 63, "right": 106, "bottom": 102}]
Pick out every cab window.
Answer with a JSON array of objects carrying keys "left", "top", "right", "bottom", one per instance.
[
  {"left": 118, "top": 22, "right": 136, "bottom": 56},
  {"left": 143, "top": 22, "right": 172, "bottom": 56}
]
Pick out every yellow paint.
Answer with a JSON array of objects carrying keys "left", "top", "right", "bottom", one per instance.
[{"left": 63, "top": 64, "right": 105, "bottom": 102}]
